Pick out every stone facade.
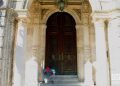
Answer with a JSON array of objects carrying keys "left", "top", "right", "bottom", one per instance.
[{"left": 0, "top": 0, "right": 120, "bottom": 86}]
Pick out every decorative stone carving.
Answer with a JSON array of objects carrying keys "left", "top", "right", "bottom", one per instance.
[
  {"left": 41, "top": 8, "right": 49, "bottom": 19},
  {"left": 73, "top": 9, "right": 81, "bottom": 20},
  {"left": 81, "top": 13, "right": 89, "bottom": 24},
  {"left": 81, "top": 0, "right": 90, "bottom": 13},
  {"left": 7, "top": 8, "right": 18, "bottom": 23}
]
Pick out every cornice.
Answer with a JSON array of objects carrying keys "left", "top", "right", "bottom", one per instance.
[
  {"left": 37, "top": 2, "right": 82, "bottom": 5},
  {"left": 91, "top": 9, "right": 120, "bottom": 20},
  {"left": 93, "top": 8, "right": 120, "bottom": 14},
  {"left": 15, "top": 9, "right": 28, "bottom": 18}
]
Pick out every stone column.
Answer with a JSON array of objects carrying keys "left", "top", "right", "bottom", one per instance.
[
  {"left": 32, "top": 24, "right": 41, "bottom": 84},
  {"left": 25, "top": 19, "right": 36, "bottom": 86},
  {"left": 76, "top": 25, "right": 84, "bottom": 82},
  {"left": 32, "top": 23, "right": 47, "bottom": 84},
  {"left": 84, "top": 60, "right": 94, "bottom": 85},
  {"left": 83, "top": 24, "right": 91, "bottom": 62},
  {"left": 1, "top": 8, "right": 17, "bottom": 86},
  {"left": 82, "top": 13, "right": 93, "bottom": 84},
  {"left": 94, "top": 19, "right": 110, "bottom": 86},
  {"left": 108, "top": 17, "right": 120, "bottom": 86},
  {"left": 12, "top": 18, "right": 27, "bottom": 86},
  {"left": 81, "top": 13, "right": 91, "bottom": 62},
  {"left": 89, "top": 23, "right": 96, "bottom": 84},
  {"left": 25, "top": 21, "right": 33, "bottom": 62},
  {"left": 25, "top": 22, "right": 46, "bottom": 86},
  {"left": 37, "top": 24, "right": 46, "bottom": 82},
  {"left": 89, "top": 23, "right": 96, "bottom": 62},
  {"left": 32, "top": 24, "right": 40, "bottom": 58}
]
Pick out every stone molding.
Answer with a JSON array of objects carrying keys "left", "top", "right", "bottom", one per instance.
[{"left": 91, "top": 9, "right": 120, "bottom": 22}]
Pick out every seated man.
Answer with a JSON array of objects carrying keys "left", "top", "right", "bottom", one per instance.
[{"left": 43, "top": 66, "right": 55, "bottom": 83}]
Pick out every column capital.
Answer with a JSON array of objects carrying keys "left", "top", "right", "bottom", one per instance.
[
  {"left": 81, "top": 13, "right": 89, "bottom": 20},
  {"left": 92, "top": 18, "right": 105, "bottom": 23},
  {"left": 76, "top": 24, "right": 86, "bottom": 30},
  {"left": 39, "top": 23, "right": 47, "bottom": 26},
  {"left": 75, "top": 24, "right": 81, "bottom": 29},
  {"left": 17, "top": 18, "right": 27, "bottom": 23},
  {"left": 17, "top": 17, "right": 28, "bottom": 28},
  {"left": 39, "top": 24, "right": 47, "bottom": 30},
  {"left": 91, "top": 12, "right": 108, "bottom": 20},
  {"left": 92, "top": 18, "right": 106, "bottom": 28},
  {"left": 16, "top": 9, "right": 28, "bottom": 18},
  {"left": 7, "top": 8, "right": 18, "bottom": 17},
  {"left": 7, "top": 8, "right": 18, "bottom": 23}
]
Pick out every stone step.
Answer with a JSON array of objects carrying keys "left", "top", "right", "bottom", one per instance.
[
  {"left": 54, "top": 75, "right": 78, "bottom": 81},
  {"left": 40, "top": 75, "right": 83, "bottom": 86},
  {"left": 40, "top": 83, "right": 83, "bottom": 86},
  {"left": 40, "top": 83, "right": 95, "bottom": 86},
  {"left": 39, "top": 75, "right": 95, "bottom": 86},
  {"left": 55, "top": 75, "right": 77, "bottom": 78},
  {"left": 53, "top": 80, "right": 79, "bottom": 84}
]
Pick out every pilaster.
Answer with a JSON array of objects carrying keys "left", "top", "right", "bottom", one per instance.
[
  {"left": 25, "top": 18, "right": 37, "bottom": 86},
  {"left": 12, "top": 18, "right": 27, "bottom": 86},
  {"left": 94, "top": 18, "right": 110, "bottom": 86},
  {"left": 37, "top": 24, "right": 47, "bottom": 82},
  {"left": 76, "top": 24, "right": 84, "bottom": 82},
  {"left": 82, "top": 13, "right": 94, "bottom": 84},
  {"left": 25, "top": 19, "right": 46, "bottom": 86},
  {"left": 89, "top": 23, "right": 96, "bottom": 84},
  {"left": 89, "top": 23, "right": 96, "bottom": 62},
  {"left": 81, "top": 13, "right": 91, "bottom": 63},
  {"left": 108, "top": 17, "right": 120, "bottom": 86}
]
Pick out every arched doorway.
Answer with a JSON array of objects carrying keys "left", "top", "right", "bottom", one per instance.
[{"left": 45, "top": 12, "right": 77, "bottom": 75}]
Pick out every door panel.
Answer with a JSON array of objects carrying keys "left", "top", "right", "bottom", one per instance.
[
  {"left": 62, "top": 34, "right": 77, "bottom": 74},
  {"left": 45, "top": 12, "right": 77, "bottom": 75}
]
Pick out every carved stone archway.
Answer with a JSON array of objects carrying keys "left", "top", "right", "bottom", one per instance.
[
  {"left": 41, "top": 7, "right": 85, "bottom": 81},
  {"left": 25, "top": 0, "right": 95, "bottom": 85},
  {"left": 42, "top": 8, "right": 81, "bottom": 24}
]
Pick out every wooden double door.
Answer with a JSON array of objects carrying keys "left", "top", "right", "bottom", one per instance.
[{"left": 45, "top": 12, "right": 77, "bottom": 75}]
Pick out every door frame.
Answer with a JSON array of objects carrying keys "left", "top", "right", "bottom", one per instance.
[{"left": 42, "top": 8, "right": 84, "bottom": 80}]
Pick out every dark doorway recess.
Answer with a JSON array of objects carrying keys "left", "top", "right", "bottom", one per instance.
[{"left": 45, "top": 12, "right": 77, "bottom": 75}]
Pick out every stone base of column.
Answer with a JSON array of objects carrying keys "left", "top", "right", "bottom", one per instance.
[
  {"left": 84, "top": 61, "right": 94, "bottom": 86},
  {"left": 78, "top": 74, "right": 84, "bottom": 82},
  {"left": 84, "top": 80, "right": 94, "bottom": 86}
]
